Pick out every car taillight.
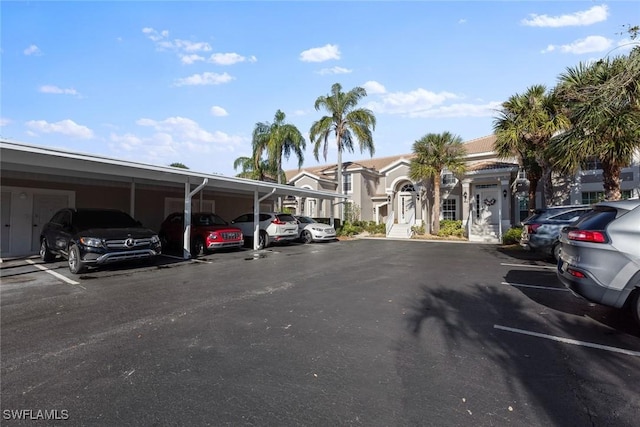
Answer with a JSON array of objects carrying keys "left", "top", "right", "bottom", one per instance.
[
  {"left": 567, "top": 230, "right": 606, "bottom": 243},
  {"left": 527, "top": 224, "right": 541, "bottom": 234},
  {"left": 272, "top": 218, "right": 285, "bottom": 225}
]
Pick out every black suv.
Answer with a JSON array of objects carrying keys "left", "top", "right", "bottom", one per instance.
[{"left": 40, "top": 208, "right": 162, "bottom": 274}]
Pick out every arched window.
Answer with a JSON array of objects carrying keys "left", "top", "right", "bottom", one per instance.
[{"left": 400, "top": 183, "right": 415, "bottom": 192}]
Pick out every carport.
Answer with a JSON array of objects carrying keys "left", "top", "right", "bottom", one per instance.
[{"left": 0, "top": 139, "right": 347, "bottom": 259}]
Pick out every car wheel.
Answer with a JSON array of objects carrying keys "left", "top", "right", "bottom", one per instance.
[
  {"left": 191, "top": 237, "right": 204, "bottom": 258},
  {"left": 68, "top": 245, "right": 86, "bottom": 274},
  {"left": 258, "top": 231, "right": 269, "bottom": 250},
  {"left": 552, "top": 243, "right": 562, "bottom": 262},
  {"left": 40, "top": 239, "right": 56, "bottom": 262},
  {"left": 302, "top": 230, "right": 313, "bottom": 244},
  {"left": 631, "top": 290, "right": 640, "bottom": 328}
]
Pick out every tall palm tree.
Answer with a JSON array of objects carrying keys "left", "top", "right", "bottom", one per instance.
[
  {"left": 309, "top": 83, "right": 376, "bottom": 219},
  {"left": 409, "top": 132, "right": 467, "bottom": 234},
  {"left": 550, "top": 52, "right": 640, "bottom": 200},
  {"left": 492, "top": 85, "right": 570, "bottom": 210},
  {"left": 252, "top": 109, "right": 306, "bottom": 186}
]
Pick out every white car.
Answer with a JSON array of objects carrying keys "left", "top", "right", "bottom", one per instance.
[
  {"left": 295, "top": 216, "right": 337, "bottom": 244},
  {"left": 231, "top": 212, "right": 299, "bottom": 249}
]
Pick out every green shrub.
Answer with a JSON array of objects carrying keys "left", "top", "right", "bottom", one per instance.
[
  {"left": 411, "top": 225, "right": 425, "bottom": 235},
  {"left": 365, "top": 221, "right": 386, "bottom": 235},
  {"left": 502, "top": 226, "right": 522, "bottom": 245},
  {"left": 337, "top": 222, "right": 363, "bottom": 237},
  {"left": 437, "top": 220, "right": 464, "bottom": 237}
]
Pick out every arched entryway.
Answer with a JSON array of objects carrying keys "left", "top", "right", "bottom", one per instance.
[{"left": 397, "top": 182, "right": 417, "bottom": 224}]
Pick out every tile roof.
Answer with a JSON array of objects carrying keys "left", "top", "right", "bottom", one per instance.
[
  {"left": 285, "top": 134, "right": 500, "bottom": 182},
  {"left": 467, "top": 161, "right": 519, "bottom": 172}
]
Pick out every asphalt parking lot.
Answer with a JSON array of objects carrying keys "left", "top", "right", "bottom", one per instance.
[{"left": 1, "top": 239, "right": 639, "bottom": 426}]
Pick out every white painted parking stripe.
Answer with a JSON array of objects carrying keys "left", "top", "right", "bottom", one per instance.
[
  {"left": 500, "top": 262, "right": 556, "bottom": 270},
  {"left": 25, "top": 259, "right": 81, "bottom": 286},
  {"left": 494, "top": 324, "right": 640, "bottom": 357},
  {"left": 502, "top": 281, "right": 569, "bottom": 292}
]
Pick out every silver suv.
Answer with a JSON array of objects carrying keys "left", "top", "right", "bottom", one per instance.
[
  {"left": 230, "top": 212, "right": 299, "bottom": 249},
  {"left": 557, "top": 199, "right": 640, "bottom": 326}
]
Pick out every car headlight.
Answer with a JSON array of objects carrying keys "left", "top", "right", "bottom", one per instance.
[
  {"left": 151, "top": 235, "right": 161, "bottom": 244},
  {"left": 208, "top": 233, "right": 218, "bottom": 240},
  {"left": 79, "top": 237, "right": 103, "bottom": 248},
  {"left": 312, "top": 227, "right": 324, "bottom": 231}
]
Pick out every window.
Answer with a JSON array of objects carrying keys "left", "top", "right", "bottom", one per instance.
[
  {"left": 518, "top": 197, "right": 529, "bottom": 223},
  {"left": 582, "top": 157, "right": 603, "bottom": 171},
  {"left": 343, "top": 174, "right": 352, "bottom": 194},
  {"left": 400, "top": 183, "right": 415, "bottom": 192},
  {"left": 581, "top": 190, "right": 632, "bottom": 204},
  {"left": 442, "top": 198, "right": 456, "bottom": 220},
  {"left": 517, "top": 168, "right": 527, "bottom": 181},
  {"left": 442, "top": 172, "right": 456, "bottom": 185}
]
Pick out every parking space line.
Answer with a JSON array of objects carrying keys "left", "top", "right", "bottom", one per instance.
[
  {"left": 25, "top": 259, "right": 82, "bottom": 287},
  {"left": 494, "top": 324, "right": 640, "bottom": 357},
  {"left": 500, "top": 262, "right": 555, "bottom": 270},
  {"left": 160, "top": 254, "right": 211, "bottom": 264},
  {"left": 502, "top": 281, "right": 569, "bottom": 292}
]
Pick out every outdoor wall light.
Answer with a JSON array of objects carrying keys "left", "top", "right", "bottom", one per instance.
[
  {"left": 463, "top": 191, "right": 468, "bottom": 202},
  {"left": 503, "top": 189, "right": 508, "bottom": 198}
]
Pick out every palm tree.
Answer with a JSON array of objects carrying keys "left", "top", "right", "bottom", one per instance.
[
  {"left": 409, "top": 132, "right": 467, "bottom": 234},
  {"left": 252, "top": 109, "right": 306, "bottom": 186},
  {"left": 309, "top": 83, "right": 376, "bottom": 219},
  {"left": 492, "top": 85, "right": 570, "bottom": 210},
  {"left": 551, "top": 52, "right": 640, "bottom": 200},
  {"left": 169, "top": 162, "right": 189, "bottom": 169},
  {"left": 232, "top": 156, "right": 272, "bottom": 180}
]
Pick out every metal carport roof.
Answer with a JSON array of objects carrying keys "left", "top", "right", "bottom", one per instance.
[{"left": 1, "top": 139, "right": 347, "bottom": 256}]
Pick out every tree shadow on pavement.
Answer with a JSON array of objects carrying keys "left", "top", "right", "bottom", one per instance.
[{"left": 394, "top": 283, "right": 640, "bottom": 426}]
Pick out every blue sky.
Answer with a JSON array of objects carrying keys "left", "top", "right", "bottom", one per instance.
[{"left": 1, "top": 1, "right": 637, "bottom": 177}]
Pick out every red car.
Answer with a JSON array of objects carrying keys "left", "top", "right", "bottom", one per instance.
[{"left": 159, "top": 212, "right": 243, "bottom": 256}]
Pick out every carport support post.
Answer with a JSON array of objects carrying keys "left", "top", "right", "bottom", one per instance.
[
  {"left": 183, "top": 178, "right": 209, "bottom": 259},
  {"left": 254, "top": 188, "right": 276, "bottom": 250}
]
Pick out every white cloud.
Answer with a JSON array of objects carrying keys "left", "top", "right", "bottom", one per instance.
[
  {"left": 299, "top": 44, "right": 340, "bottom": 62},
  {"left": 0, "top": 117, "right": 12, "bottom": 127},
  {"left": 458, "top": 18, "right": 467, "bottom": 24},
  {"left": 522, "top": 5, "right": 608, "bottom": 27},
  {"left": 135, "top": 116, "right": 243, "bottom": 146},
  {"left": 24, "top": 44, "right": 42, "bottom": 56},
  {"left": 26, "top": 119, "right": 94, "bottom": 139},
  {"left": 291, "top": 110, "right": 307, "bottom": 116},
  {"left": 367, "top": 88, "right": 460, "bottom": 116},
  {"left": 39, "top": 85, "right": 80, "bottom": 96},
  {"left": 173, "top": 72, "right": 234, "bottom": 86},
  {"left": 362, "top": 81, "right": 387, "bottom": 95},
  {"left": 109, "top": 133, "right": 144, "bottom": 151},
  {"left": 142, "top": 27, "right": 212, "bottom": 53},
  {"left": 210, "top": 106, "right": 228, "bottom": 117},
  {"left": 180, "top": 54, "right": 205, "bottom": 65},
  {"left": 317, "top": 66, "right": 352, "bottom": 75},
  {"left": 542, "top": 35, "right": 612, "bottom": 54},
  {"left": 363, "top": 87, "right": 499, "bottom": 118},
  {"left": 209, "top": 52, "right": 257, "bottom": 65}
]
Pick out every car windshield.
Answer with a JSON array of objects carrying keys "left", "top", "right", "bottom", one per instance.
[
  {"left": 298, "top": 216, "right": 316, "bottom": 224},
  {"left": 74, "top": 210, "right": 139, "bottom": 228}
]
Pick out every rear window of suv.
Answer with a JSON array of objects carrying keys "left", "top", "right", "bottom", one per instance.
[
  {"left": 275, "top": 214, "right": 296, "bottom": 222},
  {"left": 572, "top": 208, "right": 617, "bottom": 230}
]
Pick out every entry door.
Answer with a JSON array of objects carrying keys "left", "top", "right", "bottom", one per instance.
[
  {"left": 31, "top": 194, "right": 70, "bottom": 252},
  {"left": 1, "top": 191, "right": 11, "bottom": 257},
  {"left": 398, "top": 193, "right": 415, "bottom": 224},
  {"left": 474, "top": 190, "right": 500, "bottom": 225}
]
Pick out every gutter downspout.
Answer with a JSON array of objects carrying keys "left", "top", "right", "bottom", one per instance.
[
  {"left": 183, "top": 178, "right": 208, "bottom": 259},
  {"left": 253, "top": 188, "right": 276, "bottom": 250}
]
